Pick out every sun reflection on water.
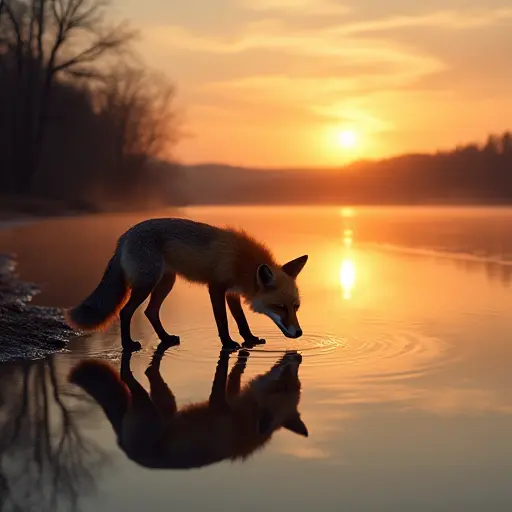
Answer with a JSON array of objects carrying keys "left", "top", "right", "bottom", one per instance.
[
  {"left": 340, "top": 259, "right": 356, "bottom": 299},
  {"left": 343, "top": 228, "right": 353, "bottom": 248},
  {"left": 340, "top": 227, "right": 356, "bottom": 299}
]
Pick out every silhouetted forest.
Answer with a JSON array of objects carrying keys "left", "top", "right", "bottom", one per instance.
[
  {"left": 0, "top": 0, "right": 180, "bottom": 212},
  {"left": 178, "top": 132, "right": 512, "bottom": 205}
]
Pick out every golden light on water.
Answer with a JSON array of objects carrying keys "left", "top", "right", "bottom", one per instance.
[
  {"left": 343, "top": 228, "right": 353, "bottom": 248},
  {"left": 340, "top": 258, "right": 356, "bottom": 299},
  {"left": 340, "top": 220, "right": 356, "bottom": 298},
  {"left": 338, "top": 210, "right": 356, "bottom": 299},
  {"left": 340, "top": 207, "right": 355, "bottom": 218}
]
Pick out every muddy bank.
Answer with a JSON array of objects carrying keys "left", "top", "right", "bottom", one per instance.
[{"left": 0, "top": 253, "right": 78, "bottom": 362}]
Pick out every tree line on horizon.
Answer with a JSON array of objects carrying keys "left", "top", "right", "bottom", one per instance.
[
  {"left": 176, "top": 131, "right": 512, "bottom": 205},
  {"left": 0, "top": 0, "right": 181, "bottom": 211},
  {"left": 340, "top": 130, "right": 512, "bottom": 204}
]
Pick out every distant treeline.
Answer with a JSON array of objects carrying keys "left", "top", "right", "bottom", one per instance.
[
  {"left": 177, "top": 132, "right": 512, "bottom": 205},
  {"left": 339, "top": 132, "right": 512, "bottom": 204},
  {"left": 0, "top": 0, "right": 181, "bottom": 211}
]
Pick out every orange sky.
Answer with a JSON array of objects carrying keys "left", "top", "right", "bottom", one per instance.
[{"left": 116, "top": 0, "right": 512, "bottom": 167}]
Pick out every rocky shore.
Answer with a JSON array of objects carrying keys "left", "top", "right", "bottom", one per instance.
[{"left": 0, "top": 253, "right": 78, "bottom": 362}]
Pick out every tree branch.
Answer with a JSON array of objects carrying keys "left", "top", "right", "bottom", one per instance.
[
  {"left": 54, "top": 23, "right": 133, "bottom": 73},
  {"left": 37, "top": 0, "right": 46, "bottom": 64},
  {"left": 3, "top": 1, "right": 23, "bottom": 52},
  {"left": 29, "top": 1, "right": 37, "bottom": 60}
]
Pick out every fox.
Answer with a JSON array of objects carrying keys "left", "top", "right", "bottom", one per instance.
[
  {"left": 68, "top": 341, "right": 308, "bottom": 469},
  {"left": 65, "top": 218, "right": 308, "bottom": 351}
]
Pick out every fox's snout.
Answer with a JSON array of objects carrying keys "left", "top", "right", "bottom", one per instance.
[
  {"left": 265, "top": 311, "right": 303, "bottom": 339},
  {"left": 283, "top": 326, "right": 303, "bottom": 339}
]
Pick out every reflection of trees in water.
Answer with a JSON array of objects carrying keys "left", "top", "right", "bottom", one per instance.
[{"left": 0, "top": 356, "right": 109, "bottom": 512}]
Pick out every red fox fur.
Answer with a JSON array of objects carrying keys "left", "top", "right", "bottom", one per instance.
[
  {"left": 69, "top": 343, "right": 308, "bottom": 469},
  {"left": 65, "top": 218, "right": 308, "bottom": 351}
]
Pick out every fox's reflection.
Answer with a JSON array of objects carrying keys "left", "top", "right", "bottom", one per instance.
[{"left": 69, "top": 344, "right": 308, "bottom": 469}]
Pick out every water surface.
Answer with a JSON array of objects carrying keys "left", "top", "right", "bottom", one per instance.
[{"left": 0, "top": 206, "right": 511, "bottom": 511}]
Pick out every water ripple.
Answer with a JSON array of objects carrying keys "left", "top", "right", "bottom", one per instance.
[{"left": 138, "top": 324, "right": 456, "bottom": 384}]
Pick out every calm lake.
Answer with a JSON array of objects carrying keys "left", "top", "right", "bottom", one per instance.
[{"left": 0, "top": 206, "right": 511, "bottom": 511}]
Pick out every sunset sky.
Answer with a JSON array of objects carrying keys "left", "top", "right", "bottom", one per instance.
[{"left": 116, "top": 0, "right": 512, "bottom": 167}]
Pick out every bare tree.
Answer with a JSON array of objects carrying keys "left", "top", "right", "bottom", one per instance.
[
  {"left": 0, "top": 0, "right": 135, "bottom": 193},
  {"left": 95, "top": 64, "right": 180, "bottom": 201}
]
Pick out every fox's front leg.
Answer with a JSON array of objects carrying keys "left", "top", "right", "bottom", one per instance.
[
  {"left": 145, "top": 341, "right": 178, "bottom": 418},
  {"left": 226, "top": 294, "right": 266, "bottom": 348},
  {"left": 208, "top": 284, "right": 241, "bottom": 350},
  {"left": 227, "top": 349, "right": 250, "bottom": 396}
]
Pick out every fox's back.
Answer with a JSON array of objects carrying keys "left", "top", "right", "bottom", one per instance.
[
  {"left": 157, "top": 406, "right": 243, "bottom": 468},
  {"left": 123, "top": 396, "right": 271, "bottom": 470},
  {"left": 121, "top": 218, "right": 222, "bottom": 251},
  {"left": 119, "top": 217, "right": 274, "bottom": 286}
]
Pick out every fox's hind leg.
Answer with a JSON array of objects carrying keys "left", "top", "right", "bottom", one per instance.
[
  {"left": 144, "top": 272, "right": 180, "bottom": 346},
  {"left": 120, "top": 255, "right": 164, "bottom": 351},
  {"left": 209, "top": 350, "right": 230, "bottom": 408},
  {"left": 120, "top": 351, "right": 163, "bottom": 455}
]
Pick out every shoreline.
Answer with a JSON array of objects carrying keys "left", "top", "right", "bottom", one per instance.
[
  {"left": 0, "top": 216, "right": 39, "bottom": 230},
  {"left": 0, "top": 252, "right": 79, "bottom": 363}
]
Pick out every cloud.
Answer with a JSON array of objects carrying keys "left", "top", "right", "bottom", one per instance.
[
  {"left": 199, "top": 42, "right": 444, "bottom": 128},
  {"left": 151, "top": 20, "right": 445, "bottom": 79},
  {"left": 311, "top": 103, "right": 395, "bottom": 133},
  {"left": 148, "top": 7, "right": 512, "bottom": 71},
  {"left": 327, "top": 8, "right": 512, "bottom": 36},
  {"left": 205, "top": 52, "right": 444, "bottom": 96},
  {"left": 147, "top": 6, "right": 512, "bottom": 128},
  {"left": 147, "top": 16, "right": 446, "bottom": 134},
  {"left": 152, "top": 7, "right": 512, "bottom": 56},
  {"left": 240, "top": 0, "right": 351, "bottom": 16}
]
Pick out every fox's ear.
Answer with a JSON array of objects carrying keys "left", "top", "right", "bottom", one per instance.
[
  {"left": 256, "top": 264, "right": 276, "bottom": 289},
  {"left": 282, "top": 413, "right": 308, "bottom": 437},
  {"left": 282, "top": 255, "right": 308, "bottom": 278}
]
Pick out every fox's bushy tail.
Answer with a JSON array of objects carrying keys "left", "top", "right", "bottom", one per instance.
[
  {"left": 65, "top": 251, "right": 129, "bottom": 332},
  {"left": 69, "top": 360, "right": 131, "bottom": 434}
]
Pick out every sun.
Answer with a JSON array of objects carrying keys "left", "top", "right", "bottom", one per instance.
[{"left": 337, "top": 130, "right": 357, "bottom": 149}]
